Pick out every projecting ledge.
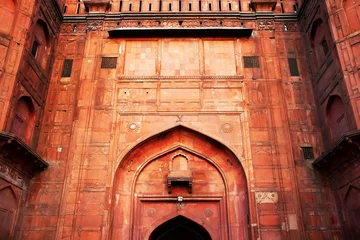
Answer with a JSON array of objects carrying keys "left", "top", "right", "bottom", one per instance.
[
  {"left": 108, "top": 27, "right": 253, "bottom": 38},
  {"left": 0, "top": 132, "right": 48, "bottom": 178}
]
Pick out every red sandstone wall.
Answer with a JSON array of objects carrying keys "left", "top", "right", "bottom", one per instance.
[{"left": 15, "top": 11, "right": 341, "bottom": 239}]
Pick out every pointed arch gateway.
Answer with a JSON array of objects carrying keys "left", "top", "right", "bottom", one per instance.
[{"left": 110, "top": 126, "right": 250, "bottom": 239}]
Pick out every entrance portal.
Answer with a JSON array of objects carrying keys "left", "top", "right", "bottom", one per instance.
[
  {"left": 111, "top": 126, "right": 250, "bottom": 239},
  {"left": 149, "top": 215, "right": 212, "bottom": 240}
]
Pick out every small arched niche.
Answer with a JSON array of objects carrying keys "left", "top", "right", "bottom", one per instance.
[
  {"left": 149, "top": 215, "right": 212, "bottom": 240},
  {"left": 0, "top": 0, "right": 15, "bottom": 35},
  {"left": 31, "top": 20, "right": 51, "bottom": 70},
  {"left": 10, "top": 96, "right": 36, "bottom": 144},
  {"left": 326, "top": 95, "right": 350, "bottom": 140}
]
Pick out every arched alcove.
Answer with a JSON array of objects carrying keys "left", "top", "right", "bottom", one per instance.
[
  {"left": 149, "top": 215, "right": 212, "bottom": 240},
  {"left": 0, "top": 185, "right": 19, "bottom": 240},
  {"left": 310, "top": 18, "right": 328, "bottom": 69},
  {"left": 110, "top": 126, "right": 250, "bottom": 240},
  {"left": 0, "top": 0, "right": 15, "bottom": 35},
  {"left": 10, "top": 96, "right": 36, "bottom": 144},
  {"left": 32, "top": 20, "right": 51, "bottom": 69},
  {"left": 344, "top": 186, "right": 360, "bottom": 238},
  {"left": 326, "top": 95, "right": 349, "bottom": 140}
]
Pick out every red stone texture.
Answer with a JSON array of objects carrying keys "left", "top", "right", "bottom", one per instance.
[{"left": 0, "top": 0, "right": 359, "bottom": 239}]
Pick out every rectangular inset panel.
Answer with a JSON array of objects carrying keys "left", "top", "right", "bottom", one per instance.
[
  {"left": 101, "top": 57, "right": 117, "bottom": 69},
  {"left": 204, "top": 41, "right": 236, "bottom": 75},
  {"left": 124, "top": 41, "right": 157, "bottom": 76},
  {"left": 160, "top": 40, "right": 200, "bottom": 76}
]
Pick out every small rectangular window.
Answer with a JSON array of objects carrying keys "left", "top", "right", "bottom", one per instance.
[
  {"left": 61, "top": 59, "right": 73, "bottom": 77},
  {"left": 288, "top": 58, "right": 300, "bottom": 76},
  {"left": 31, "top": 41, "right": 39, "bottom": 57},
  {"left": 302, "top": 147, "right": 314, "bottom": 159},
  {"left": 244, "top": 56, "right": 260, "bottom": 68},
  {"left": 321, "top": 39, "right": 329, "bottom": 56},
  {"left": 101, "top": 57, "right": 117, "bottom": 69}
]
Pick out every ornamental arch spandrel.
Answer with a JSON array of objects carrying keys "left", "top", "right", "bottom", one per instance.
[{"left": 110, "top": 125, "right": 250, "bottom": 240}]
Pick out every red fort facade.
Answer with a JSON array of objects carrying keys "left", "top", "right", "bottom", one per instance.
[{"left": 0, "top": 0, "right": 360, "bottom": 239}]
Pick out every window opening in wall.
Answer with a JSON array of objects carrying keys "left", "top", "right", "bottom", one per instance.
[
  {"left": 129, "top": 3, "right": 132, "bottom": 11},
  {"left": 63, "top": 5, "right": 67, "bottom": 14},
  {"left": 62, "top": 59, "right": 73, "bottom": 78},
  {"left": 199, "top": 1, "right": 201, "bottom": 11},
  {"left": 149, "top": 3, "right": 152, "bottom": 11},
  {"left": 101, "top": 57, "right": 117, "bottom": 69},
  {"left": 139, "top": 0, "right": 142, "bottom": 11},
  {"left": 228, "top": 3, "right": 232, "bottom": 10},
  {"left": 280, "top": 0, "right": 284, "bottom": 13},
  {"left": 219, "top": 1, "right": 222, "bottom": 11},
  {"left": 119, "top": 0, "right": 123, "bottom": 11},
  {"left": 31, "top": 40, "right": 39, "bottom": 57},
  {"left": 244, "top": 56, "right": 260, "bottom": 68},
  {"left": 159, "top": 0, "right": 162, "bottom": 11},
  {"left": 321, "top": 38, "right": 329, "bottom": 56},
  {"left": 293, "top": 5, "right": 297, "bottom": 13},
  {"left": 301, "top": 147, "right": 314, "bottom": 160},
  {"left": 168, "top": 3, "right": 172, "bottom": 11},
  {"left": 189, "top": 3, "right": 192, "bottom": 11},
  {"left": 239, "top": 1, "right": 241, "bottom": 11},
  {"left": 288, "top": 58, "right": 300, "bottom": 76},
  {"left": 179, "top": 1, "right": 182, "bottom": 11},
  {"left": 209, "top": 3, "right": 212, "bottom": 11}
]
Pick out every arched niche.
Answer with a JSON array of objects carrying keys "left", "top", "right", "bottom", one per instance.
[
  {"left": 344, "top": 185, "right": 360, "bottom": 238},
  {"left": 310, "top": 18, "right": 329, "bottom": 69},
  {"left": 0, "top": 185, "right": 19, "bottom": 240},
  {"left": 110, "top": 126, "right": 249, "bottom": 240},
  {"left": 149, "top": 215, "right": 212, "bottom": 240},
  {"left": 10, "top": 96, "right": 36, "bottom": 144},
  {"left": 326, "top": 95, "right": 349, "bottom": 140},
  {"left": 0, "top": 0, "right": 15, "bottom": 35},
  {"left": 31, "top": 20, "right": 51, "bottom": 70}
]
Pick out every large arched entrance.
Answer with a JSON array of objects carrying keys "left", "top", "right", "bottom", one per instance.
[
  {"left": 110, "top": 126, "right": 250, "bottom": 239},
  {"left": 149, "top": 215, "right": 212, "bottom": 240}
]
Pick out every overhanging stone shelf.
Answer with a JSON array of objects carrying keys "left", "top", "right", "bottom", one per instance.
[
  {"left": 108, "top": 27, "right": 253, "bottom": 38},
  {"left": 313, "top": 130, "right": 360, "bottom": 170},
  {"left": 0, "top": 132, "right": 48, "bottom": 181}
]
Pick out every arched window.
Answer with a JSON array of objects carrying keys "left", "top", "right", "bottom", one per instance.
[
  {"left": 31, "top": 20, "right": 51, "bottom": 70},
  {"left": 10, "top": 97, "right": 36, "bottom": 144},
  {"left": 344, "top": 0, "right": 360, "bottom": 33},
  {"left": 326, "top": 95, "right": 350, "bottom": 140},
  {"left": 0, "top": 0, "right": 15, "bottom": 35}
]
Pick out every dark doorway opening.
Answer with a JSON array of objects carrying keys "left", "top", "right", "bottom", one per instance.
[{"left": 149, "top": 215, "right": 212, "bottom": 240}]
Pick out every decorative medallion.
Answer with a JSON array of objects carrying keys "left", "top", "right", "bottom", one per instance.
[
  {"left": 147, "top": 208, "right": 156, "bottom": 217},
  {"left": 255, "top": 192, "right": 278, "bottom": 204},
  {"left": 205, "top": 208, "right": 213, "bottom": 217},
  {"left": 221, "top": 122, "right": 234, "bottom": 133},
  {"left": 127, "top": 122, "right": 139, "bottom": 132}
]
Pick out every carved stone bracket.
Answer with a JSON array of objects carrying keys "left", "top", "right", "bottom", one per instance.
[
  {"left": 83, "top": 0, "right": 111, "bottom": 13},
  {"left": 250, "top": 0, "right": 277, "bottom": 12}
]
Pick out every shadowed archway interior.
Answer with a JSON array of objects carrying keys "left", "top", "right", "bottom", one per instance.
[{"left": 149, "top": 215, "right": 212, "bottom": 240}]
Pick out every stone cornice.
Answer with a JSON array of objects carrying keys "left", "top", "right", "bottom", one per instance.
[{"left": 62, "top": 12, "right": 298, "bottom": 23}]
